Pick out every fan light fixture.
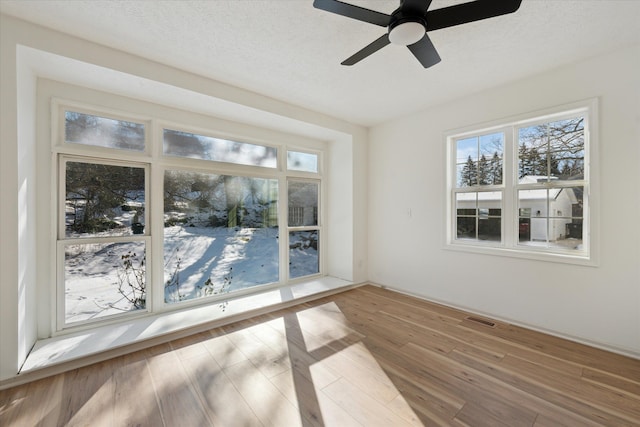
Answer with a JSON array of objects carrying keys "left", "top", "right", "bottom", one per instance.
[{"left": 388, "top": 21, "right": 425, "bottom": 46}]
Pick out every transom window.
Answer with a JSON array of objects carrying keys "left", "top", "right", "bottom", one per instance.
[
  {"left": 446, "top": 100, "right": 596, "bottom": 264},
  {"left": 55, "top": 103, "right": 323, "bottom": 330}
]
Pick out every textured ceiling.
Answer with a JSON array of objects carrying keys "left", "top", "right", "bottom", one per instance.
[{"left": 1, "top": 0, "right": 639, "bottom": 126}]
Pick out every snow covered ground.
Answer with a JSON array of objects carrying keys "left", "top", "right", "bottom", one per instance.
[{"left": 64, "top": 225, "right": 318, "bottom": 324}]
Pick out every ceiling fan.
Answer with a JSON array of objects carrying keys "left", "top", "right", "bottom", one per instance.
[{"left": 313, "top": 0, "right": 522, "bottom": 68}]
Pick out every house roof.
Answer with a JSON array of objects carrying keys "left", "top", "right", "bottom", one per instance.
[{"left": 1, "top": 1, "right": 639, "bottom": 126}]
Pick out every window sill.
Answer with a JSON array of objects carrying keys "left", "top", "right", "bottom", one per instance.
[
  {"left": 444, "top": 242, "right": 597, "bottom": 267},
  {"left": 20, "top": 276, "right": 357, "bottom": 375}
]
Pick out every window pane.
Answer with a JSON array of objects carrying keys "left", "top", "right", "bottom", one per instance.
[
  {"left": 456, "top": 137, "right": 477, "bottom": 188},
  {"left": 456, "top": 192, "right": 476, "bottom": 216},
  {"left": 65, "top": 241, "right": 146, "bottom": 324},
  {"left": 456, "top": 192, "right": 502, "bottom": 242},
  {"left": 288, "top": 181, "right": 318, "bottom": 226},
  {"left": 65, "top": 162, "right": 145, "bottom": 238},
  {"left": 518, "top": 187, "right": 583, "bottom": 250},
  {"left": 456, "top": 217, "right": 476, "bottom": 239},
  {"left": 163, "top": 129, "right": 277, "bottom": 168},
  {"left": 518, "top": 117, "right": 584, "bottom": 180},
  {"left": 287, "top": 151, "right": 318, "bottom": 173},
  {"left": 548, "top": 117, "right": 585, "bottom": 180},
  {"left": 163, "top": 170, "right": 279, "bottom": 304},
  {"left": 456, "top": 133, "right": 503, "bottom": 187},
  {"left": 65, "top": 111, "right": 145, "bottom": 151},
  {"left": 289, "top": 230, "right": 319, "bottom": 279},
  {"left": 518, "top": 126, "right": 546, "bottom": 179},
  {"left": 479, "top": 133, "right": 504, "bottom": 185},
  {"left": 478, "top": 218, "right": 501, "bottom": 241}
]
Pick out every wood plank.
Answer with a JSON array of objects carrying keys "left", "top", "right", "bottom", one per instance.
[
  {"left": 113, "top": 351, "right": 164, "bottom": 426},
  {"left": 582, "top": 366, "right": 640, "bottom": 396},
  {"left": 467, "top": 320, "right": 640, "bottom": 379},
  {"left": 169, "top": 331, "right": 215, "bottom": 360},
  {"left": 269, "top": 369, "right": 362, "bottom": 427},
  {"left": 224, "top": 325, "right": 292, "bottom": 379},
  {"left": 180, "top": 352, "right": 262, "bottom": 426},
  {"left": 56, "top": 358, "right": 117, "bottom": 426},
  {"left": 201, "top": 333, "right": 249, "bottom": 368},
  {"left": 500, "top": 353, "right": 640, "bottom": 423},
  {"left": 223, "top": 359, "right": 304, "bottom": 426},
  {"left": 455, "top": 402, "right": 518, "bottom": 427},
  {"left": 0, "top": 374, "right": 63, "bottom": 427},
  {"left": 3, "top": 284, "right": 639, "bottom": 426},
  {"left": 322, "top": 377, "right": 421, "bottom": 427},
  {"left": 374, "top": 363, "right": 462, "bottom": 425},
  {"left": 449, "top": 347, "right": 629, "bottom": 426},
  {"left": 398, "top": 343, "right": 539, "bottom": 427},
  {"left": 316, "top": 342, "right": 401, "bottom": 405},
  {"left": 145, "top": 345, "right": 212, "bottom": 426},
  {"left": 357, "top": 285, "right": 470, "bottom": 321},
  {"left": 447, "top": 348, "right": 610, "bottom": 427},
  {"left": 0, "top": 380, "right": 30, "bottom": 426}
]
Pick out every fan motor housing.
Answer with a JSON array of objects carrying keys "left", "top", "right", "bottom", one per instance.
[{"left": 388, "top": 11, "right": 427, "bottom": 45}]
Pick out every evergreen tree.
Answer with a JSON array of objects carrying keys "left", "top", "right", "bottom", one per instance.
[
  {"left": 477, "top": 155, "right": 489, "bottom": 185},
  {"left": 532, "top": 148, "right": 546, "bottom": 176},
  {"left": 489, "top": 152, "right": 502, "bottom": 185},
  {"left": 66, "top": 162, "right": 144, "bottom": 233},
  {"left": 518, "top": 144, "right": 532, "bottom": 178},
  {"left": 460, "top": 156, "right": 477, "bottom": 186}
]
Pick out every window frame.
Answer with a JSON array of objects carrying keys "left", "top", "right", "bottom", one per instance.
[
  {"left": 286, "top": 177, "right": 322, "bottom": 282},
  {"left": 51, "top": 98, "right": 326, "bottom": 334},
  {"left": 57, "top": 155, "right": 152, "bottom": 329},
  {"left": 452, "top": 129, "right": 507, "bottom": 246},
  {"left": 445, "top": 99, "right": 598, "bottom": 266}
]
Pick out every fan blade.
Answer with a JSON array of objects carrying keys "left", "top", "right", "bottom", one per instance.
[
  {"left": 313, "top": 0, "right": 390, "bottom": 27},
  {"left": 341, "top": 34, "right": 391, "bottom": 66},
  {"left": 407, "top": 34, "right": 441, "bottom": 68},
  {"left": 400, "top": 0, "right": 432, "bottom": 15},
  {"left": 426, "top": 0, "right": 522, "bottom": 32}
]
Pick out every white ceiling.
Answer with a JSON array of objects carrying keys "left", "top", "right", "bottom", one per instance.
[{"left": 1, "top": 0, "right": 639, "bottom": 127}]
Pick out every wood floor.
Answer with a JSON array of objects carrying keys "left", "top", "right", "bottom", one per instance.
[{"left": 1, "top": 285, "right": 639, "bottom": 426}]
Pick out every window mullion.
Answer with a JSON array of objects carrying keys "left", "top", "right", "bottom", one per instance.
[
  {"left": 150, "top": 129, "right": 165, "bottom": 313},
  {"left": 503, "top": 126, "right": 519, "bottom": 248},
  {"left": 280, "top": 175, "right": 289, "bottom": 283}
]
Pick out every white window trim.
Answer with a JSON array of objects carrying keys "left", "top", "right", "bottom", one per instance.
[
  {"left": 50, "top": 96, "right": 327, "bottom": 336},
  {"left": 56, "top": 155, "right": 152, "bottom": 330},
  {"left": 444, "top": 98, "right": 599, "bottom": 266}
]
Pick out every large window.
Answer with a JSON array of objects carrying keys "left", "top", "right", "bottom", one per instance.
[
  {"left": 447, "top": 100, "right": 596, "bottom": 263},
  {"left": 55, "top": 104, "right": 323, "bottom": 330}
]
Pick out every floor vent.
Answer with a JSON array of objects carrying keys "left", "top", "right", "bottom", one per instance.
[{"left": 465, "top": 316, "right": 496, "bottom": 328}]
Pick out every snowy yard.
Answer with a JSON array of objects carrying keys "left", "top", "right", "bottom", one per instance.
[{"left": 65, "top": 225, "right": 318, "bottom": 324}]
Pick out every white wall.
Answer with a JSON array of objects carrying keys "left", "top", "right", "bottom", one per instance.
[
  {"left": 0, "top": 14, "right": 368, "bottom": 383},
  {"left": 368, "top": 45, "right": 640, "bottom": 356}
]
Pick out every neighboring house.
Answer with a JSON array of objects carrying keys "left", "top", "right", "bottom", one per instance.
[{"left": 457, "top": 176, "right": 581, "bottom": 242}]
